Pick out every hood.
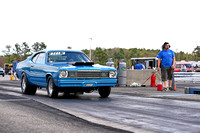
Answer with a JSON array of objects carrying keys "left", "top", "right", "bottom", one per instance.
[{"left": 48, "top": 62, "right": 116, "bottom": 71}]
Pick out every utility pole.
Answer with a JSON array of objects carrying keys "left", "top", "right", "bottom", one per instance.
[{"left": 89, "top": 38, "right": 92, "bottom": 59}]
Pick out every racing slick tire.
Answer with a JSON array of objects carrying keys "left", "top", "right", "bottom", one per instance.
[
  {"left": 47, "top": 76, "right": 59, "bottom": 98},
  {"left": 98, "top": 87, "right": 111, "bottom": 98},
  {"left": 21, "top": 73, "right": 37, "bottom": 95}
]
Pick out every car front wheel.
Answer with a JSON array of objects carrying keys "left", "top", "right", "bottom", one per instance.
[
  {"left": 21, "top": 73, "right": 37, "bottom": 95},
  {"left": 47, "top": 76, "right": 58, "bottom": 98},
  {"left": 98, "top": 87, "right": 111, "bottom": 98}
]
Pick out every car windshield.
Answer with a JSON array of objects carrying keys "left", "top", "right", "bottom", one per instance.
[
  {"left": 47, "top": 51, "right": 92, "bottom": 63},
  {"left": 176, "top": 64, "right": 192, "bottom": 68},
  {"left": 185, "top": 64, "right": 192, "bottom": 68}
]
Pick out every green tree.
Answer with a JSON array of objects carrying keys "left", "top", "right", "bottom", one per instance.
[
  {"left": 193, "top": 46, "right": 200, "bottom": 61},
  {"left": 2, "top": 45, "right": 13, "bottom": 63},
  {"left": 129, "top": 48, "right": 138, "bottom": 58},
  {"left": 40, "top": 42, "right": 47, "bottom": 50},
  {"left": 21, "top": 42, "right": 31, "bottom": 60},
  {"left": 179, "top": 51, "right": 186, "bottom": 61},
  {"left": 114, "top": 48, "right": 125, "bottom": 59},
  {"left": 32, "top": 42, "right": 47, "bottom": 52},
  {"left": 82, "top": 49, "right": 89, "bottom": 56},
  {"left": 106, "top": 48, "right": 114, "bottom": 58},
  {"left": 67, "top": 46, "right": 72, "bottom": 49},
  {"left": 93, "top": 47, "right": 108, "bottom": 65},
  {"left": 13, "top": 43, "right": 21, "bottom": 60}
]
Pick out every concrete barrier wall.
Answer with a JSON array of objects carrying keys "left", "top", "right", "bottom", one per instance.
[{"left": 126, "top": 69, "right": 161, "bottom": 86}]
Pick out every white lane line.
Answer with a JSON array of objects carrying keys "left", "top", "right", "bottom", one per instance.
[
  {"left": 152, "top": 94, "right": 200, "bottom": 97},
  {"left": 0, "top": 99, "right": 29, "bottom": 102}
]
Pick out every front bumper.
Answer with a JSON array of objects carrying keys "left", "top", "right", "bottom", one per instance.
[{"left": 57, "top": 78, "right": 117, "bottom": 87}]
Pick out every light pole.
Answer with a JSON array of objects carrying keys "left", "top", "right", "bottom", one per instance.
[{"left": 89, "top": 38, "right": 92, "bottom": 59}]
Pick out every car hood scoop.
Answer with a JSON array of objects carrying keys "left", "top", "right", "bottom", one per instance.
[{"left": 67, "top": 62, "right": 94, "bottom": 66}]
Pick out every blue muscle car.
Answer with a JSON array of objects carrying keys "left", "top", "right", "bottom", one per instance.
[{"left": 16, "top": 50, "right": 117, "bottom": 98}]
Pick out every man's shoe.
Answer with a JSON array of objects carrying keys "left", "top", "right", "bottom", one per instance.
[
  {"left": 169, "top": 87, "right": 175, "bottom": 91},
  {"left": 162, "top": 88, "right": 168, "bottom": 91}
]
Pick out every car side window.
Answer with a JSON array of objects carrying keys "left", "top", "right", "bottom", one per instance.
[
  {"left": 32, "top": 54, "right": 40, "bottom": 63},
  {"left": 35, "top": 53, "right": 46, "bottom": 64}
]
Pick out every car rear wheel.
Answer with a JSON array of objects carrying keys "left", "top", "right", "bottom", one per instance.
[
  {"left": 47, "top": 76, "right": 58, "bottom": 98},
  {"left": 98, "top": 87, "right": 111, "bottom": 98},
  {"left": 21, "top": 73, "right": 37, "bottom": 95}
]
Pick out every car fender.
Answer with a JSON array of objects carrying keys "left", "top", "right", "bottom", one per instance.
[{"left": 46, "top": 73, "right": 59, "bottom": 87}]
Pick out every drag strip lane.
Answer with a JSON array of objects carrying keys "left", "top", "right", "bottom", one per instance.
[
  {"left": 1, "top": 85, "right": 200, "bottom": 133},
  {"left": 0, "top": 85, "right": 148, "bottom": 133},
  {"left": 0, "top": 92, "right": 128, "bottom": 133}
]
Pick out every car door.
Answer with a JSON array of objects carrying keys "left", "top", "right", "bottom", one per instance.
[
  {"left": 30, "top": 52, "right": 47, "bottom": 87},
  {"left": 28, "top": 53, "right": 40, "bottom": 84}
]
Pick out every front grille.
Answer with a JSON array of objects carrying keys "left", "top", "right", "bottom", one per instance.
[{"left": 68, "top": 70, "right": 109, "bottom": 78}]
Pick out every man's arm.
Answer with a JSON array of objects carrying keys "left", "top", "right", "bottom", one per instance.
[
  {"left": 171, "top": 57, "right": 175, "bottom": 69},
  {"left": 158, "top": 58, "right": 161, "bottom": 71}
]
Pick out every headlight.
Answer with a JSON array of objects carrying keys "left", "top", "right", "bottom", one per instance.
[
  {"left": 109, "top": 71, "right": 117, "bottom": 78},
  {"left": 59, "top": 70, "right": 68, "bottom": 78}
]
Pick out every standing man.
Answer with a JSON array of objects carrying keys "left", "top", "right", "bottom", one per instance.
[{"left": 157, "top": 42, "right": 175, "bottom": 91}]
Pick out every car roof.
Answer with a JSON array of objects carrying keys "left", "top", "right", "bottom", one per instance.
[
  {"left": 176, "top": 62, "right": 192, "bottom": 64},
  {"left": 38, "top": 49, "right": 82, "bottom": 53}
]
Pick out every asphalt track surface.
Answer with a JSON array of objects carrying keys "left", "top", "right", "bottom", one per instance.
[
  {"left": 1, "top": 76, "right": 200, "bottom": 133},
  {"left": 0, "top": 88, "right": 130, "bottom": 133}
]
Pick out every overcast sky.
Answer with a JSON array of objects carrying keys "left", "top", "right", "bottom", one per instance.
[{"left": 1, "top": 0, "right": 200, "bottom": 55}]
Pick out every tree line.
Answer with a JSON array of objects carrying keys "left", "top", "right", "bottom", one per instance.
[
  {"left": 83, "top": 47, "right": 199, "bottom": 68},
  {"left": 1, "top": 42, "right": 200, "bottom": 68},
  {"left": 1, "top": 42, "right": 47, "bottom": 64}
]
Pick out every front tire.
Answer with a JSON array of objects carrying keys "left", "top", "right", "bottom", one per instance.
[
  {"left": 47, "top": 76, "right": 58, "bottom": 98},
  {"left": 98, "top": 87, "right": 111, "bottom": 98},
  {"left": 21, "top": 73, "right": 37, "bottom": 95}
]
